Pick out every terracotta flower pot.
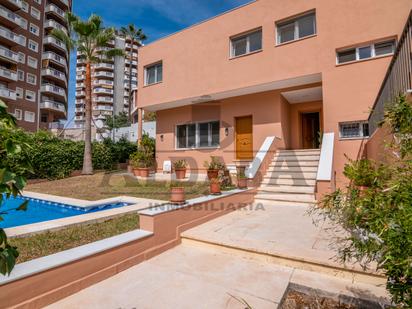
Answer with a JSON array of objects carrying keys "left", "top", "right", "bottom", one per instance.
[
  {"left": 170, "top": 187, "right": 185, "bottom": 204},
  {"left": 237, "top": 178, "right": 248, "bottom": 189},
  {"left": 210, "top": 182, "right": 221, "bottom": 195},
  {"left": 175, "top": 168, "right": 186, "bottom": 180},
  {"left": 139, "top": 168, "right": 150, "bottom": 178},
  {"left": 133, "top": 168, "right": 141, "bottom": 177},
  {"left": 207, "top": 169, "right": 219, "bottom": 180}
]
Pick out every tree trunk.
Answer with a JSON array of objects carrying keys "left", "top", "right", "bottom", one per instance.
[
  {"left": 128, "top": 38, "right": 134, "bottom": 122},
  {"left": 82, "top": 61, "right": 93, "bottom": 175}
]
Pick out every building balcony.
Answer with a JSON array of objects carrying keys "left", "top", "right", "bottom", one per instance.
[
  {"left": 94, "top": 96, "right": 113, "bottom": 103},
  {"left": 0, "top": 25, "right": 25, "bottom": 46},
  {"left": 45, "top": 4, "right": 66, "bottom": 21},
  {"left": 0, "top": 87, "right": 16, "bottom": 100},
  {"left": 76, "top": 66, "right": 85, "bottom": 73},
  {"left": 49, "top": 0, "right": 69, "bottom": 9},
  {"left": 76, "top": 90, "right": 85, "bottom": 97},
  {"left": 0, "top": 45, "right": 18, "bottom": 63},
  {"left": 44, "top": 19, "right": 67, "bottom": 34},
  {"left": 94, "top": 63, "right": 114, "bottom": 70},
  {"left": 0, "top": 5, "right": 27, "bottom": 29},
  {"left": 76, "top": 82, "right": 85, "bottom": 89},
  {"left": 75, "top": 116, "right": 84, "bottom": 121},
  {"left": 93, "top": 71, "right": 114, "bottom": 78},
  {"left": 4, "top": 0, "right": 23, "bottom": 11},
  {"left": 43, "top": 51, "right": 67, "bottom": 69},
  {"left": 75, "top": 98, "right": 85, "bottom": 104},
  {"left": 40, "top": 100, "right": 66, "bottom": 115},
  {"left": 93, "top": 79, "right": 114, "bottom": 87},
  {"left": 41, "top": 83, "right": 67, "bottom": 101},
  {"left": 94, "top": 105, "right": 113, "bottom": 111},
  {"left": 44, "top": 35, "right": 67, "bottom": 53},
  {"left": 76, "top": 73, "right": 85, "bottom": 80},
  {"left": 0, "top": 67, "right": 17, "bottom": 81},
  {"left": 93, "top": 87, "right": 113, "bottom": 95},
  {"left": 41, "top": 67, "right": 67, "bottom": 85}
]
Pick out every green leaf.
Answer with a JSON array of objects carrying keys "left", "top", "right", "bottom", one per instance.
[
  {"left": 14, "top": 176, "right": 26, "bottom": 190},
  {"left": 16, "top": 200, "right": 28, "bottom": 211}
]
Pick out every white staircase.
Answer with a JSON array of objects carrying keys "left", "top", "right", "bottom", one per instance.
[{"left": 255, "top": 149, "right": 320, "bottom": 206}]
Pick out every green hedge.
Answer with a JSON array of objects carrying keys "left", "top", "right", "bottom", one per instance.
[{"left": 14, "top": 131, "right": 137, "bottom": 180}]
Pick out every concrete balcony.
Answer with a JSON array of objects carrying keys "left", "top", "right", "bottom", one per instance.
[
  {"left": 94, "top": 63, "right": 114, "bottom": 70},
  {"left": 93, "top": 71, "right": 114, "bottom": 78},
  {"left": 45, "top": 4, "right": 65, "bottom": 19},
  {"left": 93, "top": 87, "right": 113, "bottom": 95},
  {"left": 42, "top": 67, "right": 67, "bottom": 85},
  {"left": 76, "top": 90, "right": 85, "bottom": 97},
  {"left": 76, "top": 66, "right": 86, "bottom": 73},
  {"left": 94, "top": 96, "right": 113, "bottom": 103},
  {"left": 4, "top": 0, "right": 23, "bottom": 11},
  {"left": 44, "top": 36, "right": 67, "bottom": 53},
  {"left": 75, "top": 98, "right": 85, "bottom": 104},
  {"left": 76, "top": 82, "right": 85, "bottom": 89},
  {"left": 75, "top": 116, "right": 84, "bottom": 121},
  {"left": 93, "top": 79, "right": 114, "bottom": 86},
  {"left": 43, "top": 51, "right": 67, "bottom": 69},
  {"left": 76, "top": 74, "right": 85, "bottom": 80},
  {"left": 94, "top": 105, "right": 113, "bottom": 111},
  {"left": 0, "top": 67, "right": 17, "bottom": 81},
  {"left": 0, "top": 45, "right": 18, "bottom": 63},
  {"left": 0, "top": 5, "right": 27, "bottom": 28},
  {"left": 40, "top": 100, "right": 66, "bottom": 115},
  {"left": 0, "top": 87, "right": 16, "bottom": 100},
  {"left": 44, "top": 19, "right": 67, "bottom": 34},
  {"left": 41, "top": 83, "right": 67, "bottom": 101},
  {"left": 0, "top": 25, "right": 25, "bottom": 46},
  {"left": 49, "top": 0, "right": 69, "bottom": 9}
]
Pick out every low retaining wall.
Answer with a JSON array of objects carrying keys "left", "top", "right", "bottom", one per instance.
[{"left": 0, "top": 189, "right": 255, "bottom": 308}]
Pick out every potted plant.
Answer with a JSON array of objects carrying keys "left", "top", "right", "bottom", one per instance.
[
  {"left": 173, "top": 159, "right": 187, "bottom": 180},
  {"left": 204, "top": 156, "right": 224, "bottom": 180},
  {"left": 129, "top": 151, "right": 141, "bottom": 177},
  {"left": 138, "top": 153, "right": 153, "bottom": 178},
  {"left": 170, "top": 187, "right": 185, "bottom": 204},
  {"left": 209, "top": 178, "right": 221, "bottom": 195},
  {"left": 237, "top": 168, "right": 248, "bottom": 189}
]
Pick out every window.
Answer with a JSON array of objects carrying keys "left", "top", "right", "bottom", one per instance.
[
  {"left": 176, "top": 121, "right": 220, "bottom": 149},
  {"left": 16, "top": 87, "right": 23, "bottom": 99},
  {"left": 14, "top": 109, "right": 22, "bottom": 120},
  {"left": 30, "top": 7, "right": 40, "bottom": 19},
  {"left": 18, "top": 52, "right": 25, "bottom": 64},
  {"left": 27, "top": 56, "right": 38, "bottom": 68},
  {"left": 24, "top": 111, "right": 35, "bottom": 123},
  {"left": 27, "top": 73, "right": 36, "bottom": 85},
  {"left": 145, "top": 62, "right": 162, "bottom": 85},
  {"left": 25, "top": 90, "right": 36, "bottom": 102},
  {"left": 277, "top": 12, "right": 316, "bottom": 44},
  {"left": 339, "top": 121, "right": 369, "bottom": 139},
  {"left": 337, "top": 39, "right": 395, "bottom": 64},
  {"left": 21, "top": 1, "right": 29, "bottom": 12},
  {"left": 230, "top": 29, "right": 262, "bottom": 57},
  {"left": 28, "top": 40, "right": 38, "bottom": 52},
  {"left": 33, "top": 0, "right": 41, "bottom": 4},
  {"left": 29, "top": 23, "right": 39, "bottom": 36},
  {"left": 17, "top": 70, "right": 24, "bottom": 81}
]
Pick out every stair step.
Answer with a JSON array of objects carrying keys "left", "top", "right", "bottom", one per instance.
[
  {"left": 269, "top": 161, "right": 319, "bottom": 167},
  {"left": 267, "top": 166, "right": 318, "bottom": 172},
  {"left": 258, "top": 185, "right": 315, "bottom": 194},
  {"left": 273, "top": 155, "right": 320, "bottom": 161},
  {"left": 254, "top": 193, "right": 316, "bottom": 204},
  {"left": 254, "top": 199, "right": 315, "bottom": 207},
  {"left": 265, "top": 171, "right": 317, "bottom": 179},
  {"left": 277, "top": 150, "right": 320, "bottom": 156},
  {"left": 261, "top": 178, "right": 316, "bottom": 186}
]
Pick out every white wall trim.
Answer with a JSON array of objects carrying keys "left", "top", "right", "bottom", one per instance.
[
  {"left": 246, "top": 136, "right": 276, "bottom": 179},
  {"left": 316, "top": 132, "right": 335, "bottom": 181}
]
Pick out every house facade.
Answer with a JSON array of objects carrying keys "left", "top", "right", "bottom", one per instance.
[{"left": 137, "top": 0, "right": 412, "bottom": 187}]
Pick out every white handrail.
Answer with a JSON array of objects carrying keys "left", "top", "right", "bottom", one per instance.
[
  {"left": 316, "top": 132, "right": 334, "bottom": 181},
  {"left": 246, "top": 136, "right": 277, "bottom": 179}
]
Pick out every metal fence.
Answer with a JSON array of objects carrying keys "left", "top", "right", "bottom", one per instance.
[{"left": 368, "top": 10, "right": 412, "bottom": 135}]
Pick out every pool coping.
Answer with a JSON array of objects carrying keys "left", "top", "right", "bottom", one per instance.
[{"left": 5, "top": 191, "right": 164, "bottom": 238}]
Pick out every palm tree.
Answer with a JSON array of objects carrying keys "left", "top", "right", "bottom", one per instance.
[
  {"left": 120, "top": 24, "right": 146, "bottom": 122},
  {"left": 52, "top": 13, "right": 124, "bottom": 175}
]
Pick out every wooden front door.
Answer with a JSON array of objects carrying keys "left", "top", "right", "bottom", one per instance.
[
  {"left": 235, "top": 116, "right": 253, "bottom": 160},
  {"left": 301, "top": 112, "right": 320, "bottom": 149}
]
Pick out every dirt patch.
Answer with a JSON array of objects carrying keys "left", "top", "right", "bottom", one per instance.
[{"left": 281, "top": 290, "right": 359, "bottom": 309}]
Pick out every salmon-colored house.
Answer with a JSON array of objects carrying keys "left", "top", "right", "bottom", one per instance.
[{"left": 137, "top": 0, "right": 412, "bottom": 188}]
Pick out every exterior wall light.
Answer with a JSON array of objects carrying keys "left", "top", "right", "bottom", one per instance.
[{"left": 225, "top": 127, "right": 229, "bottom": 136}]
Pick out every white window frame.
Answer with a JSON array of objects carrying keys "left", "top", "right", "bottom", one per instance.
[
  {"left": 21, "top": 1, "right": 29, "bottom": 12},
  {"left": 230, "top": 28, "right": 262, "bottom": 58},
  {"left": 144, "top": 62, "right": 162, "bottom": 86},
  {"left": 276, "top": 11, "right": 316, "bottom": 45},
  {"left": 26, "top": 73, "right": 36, "bottom": 85},
  {"left": 339, "top": 121, "right": 369, "bottom": 139},
  {"left": 18, "top": 52, "right": 25, "bottom": 64},
  {"left": 29, "top": 23, "right": 39, "bottom": 36},
  {"left": 27, "top": 56, "right": 38, "bottom": 68},
  {"left": 24, "top": 111, "right": 35, "bottom": 123},
  {"left": 336, "top": 39, "right": 396, "bottom": 65},
  {"left": 28, "top": 40, "right": 38, "bottom": 52},
  {"left": 16, "top": 87, "right": 23, "bottom": 99},
  {"left": 14, "top": 109, "right": 22, "bottom": 120},
  {"left": 25, "top": 90, "right": 36, "bottom": 102},
  {"left": 175, "top": 120, "right": 220, "bottom": 150},
  {"left": 30, "top": 7, "right": 40, "bottom": 20},
  {"left": 17, "top": 70, "right": 24, "bottom": 81}
]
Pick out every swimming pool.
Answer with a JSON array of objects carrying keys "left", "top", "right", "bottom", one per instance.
[{"left": 0, "top": 195, "right": 131, "bottom": 228}]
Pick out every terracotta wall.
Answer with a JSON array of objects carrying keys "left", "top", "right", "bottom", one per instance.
[{"left": 365, "top": 125, "right": 393, "bottom": 163}]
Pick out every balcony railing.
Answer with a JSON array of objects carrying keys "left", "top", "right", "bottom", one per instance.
[
  {"left": 94, "top": 63, "right": 114, "bottom": 70},
  {"left": 45, "top": 4, "right": 65, "bottom": 19},
  {"left": 95, "top": 96, "right": 113, "bottom": 103},
  {"left": 0, "top": 5, "right": 27, "bottom": 28},
  {"left": 42, "top": 67, "right": 66, "bottom": 81},
  {"left": 43, "top": 51, "right": 67, "bottom": 68},
  {"left": 41, "top": 83, "right": 67, "bottom": 100},
  {"left": 0, "top": 67, "right": 17, "bottom": 81},
  {"left": 93, "top": 80, "right": 114, "bottom": 86},
  {"left": 0, "top": 87, "right": 16, "bottom": 100},
  {"left": 40, "top": 100, "right": 66, "bottom": 114},
  {"left": 44, "top": 36, "right": 67, "bottom": 52},
  {"left": 369, "top": 10, "right": 412, "bottom": 135},
  {"left": 94, "top": 87, "right": 113, "bottom": 94},
  {"left": 6, "top": 0, "right": 23, "bottom": 10},
  {"left": 0, "top": 25, "right": 25, "bottom": 45},
  {"left": 0, "top": 45, "right": 18, "bottom": 62},
  {"left": 93, "top": 71, "right": 114, "bottom": 78},
  {"left": 44, "top": 19, "right": 67, "bottom": 34}
]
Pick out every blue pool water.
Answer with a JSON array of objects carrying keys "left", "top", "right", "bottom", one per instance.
[{"left": 0, "top": 195, "right": 131, "bottom": 228}]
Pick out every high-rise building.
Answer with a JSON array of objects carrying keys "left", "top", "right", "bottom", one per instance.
[
  {"left": 74, "top": 35, "right": 139, "bottom": 129},
  {"left": 0, "top": 0, "right": 71, "bottom": 131}
]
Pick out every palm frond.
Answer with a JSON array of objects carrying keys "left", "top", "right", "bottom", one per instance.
[
  {"left": 104, "top": 48, "right": 124, "bottom": 58},
  {"left": 51, "top": 28, "right": 75, "bottom": 52}
]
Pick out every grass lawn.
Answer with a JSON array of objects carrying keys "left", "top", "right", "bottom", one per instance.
[
  {"left": 11, "top": 213, "right": 139, "bottom": 263},
  {"left": 26, "top": 171, "right": 211, "bottom": 201}
]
